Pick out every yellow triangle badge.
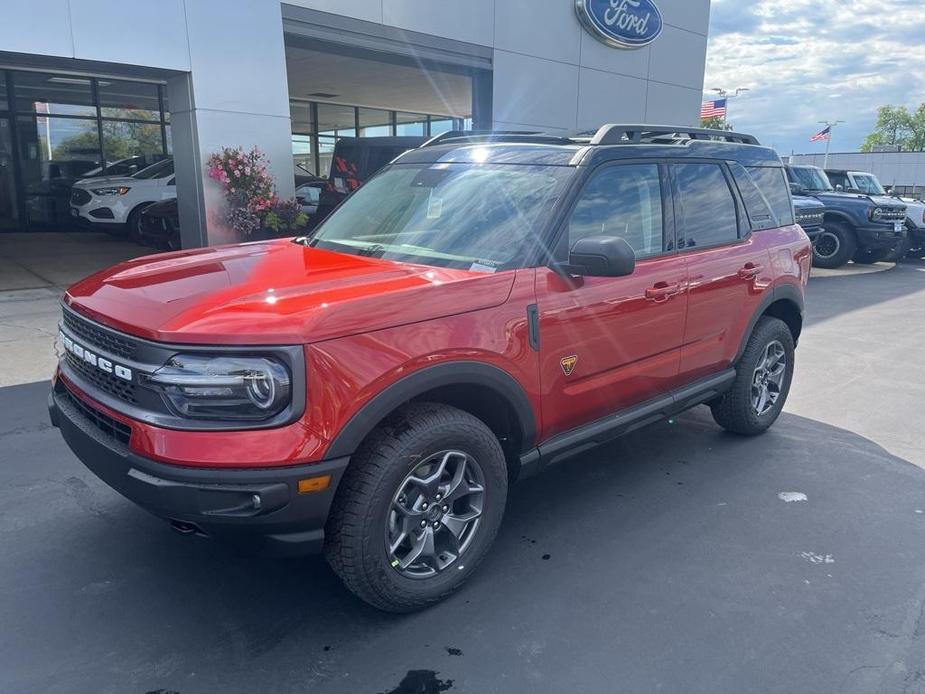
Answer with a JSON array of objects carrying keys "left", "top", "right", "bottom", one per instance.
[{"left": 560, "top": 355, "right": 578, "bottom": 377}]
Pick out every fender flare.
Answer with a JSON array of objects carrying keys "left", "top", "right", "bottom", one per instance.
[
  {"left": 823, "top": 209, "right": 858, "bottom": 230},
  {"left": 734, "top": 284, "right": 805, "bottom": 363},
  {"left": 324, "top": 361, "right": 538, "bottom": 460}
]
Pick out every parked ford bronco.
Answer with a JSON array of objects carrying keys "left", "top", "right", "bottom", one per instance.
[
  {"left": 49, "top": 126, "right": 810, "bottom": 612},
  {"left": 786, "top": 164, "right": 906, "bottom": 268}
]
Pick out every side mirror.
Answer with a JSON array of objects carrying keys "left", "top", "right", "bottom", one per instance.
[
  {"left": 563, "top": 235, "right": 636, "bottom": 278},
  {"left": 835, "top": 184, "right": 845, "bottom": 192},
  {"left": 789, "top": 182, "right": 807, "bottom": 196}
]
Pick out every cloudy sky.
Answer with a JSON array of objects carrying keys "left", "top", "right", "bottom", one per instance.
[{"left": 704, "top": 0, "right": 925, "bottom": 155}]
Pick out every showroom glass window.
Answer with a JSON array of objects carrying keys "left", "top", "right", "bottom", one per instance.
[
  {"left": 1, "top": 70, "right": 170, "bottom": 231},
  {"left": 289, "top": 100, "right": 466, "bottom": 176}
]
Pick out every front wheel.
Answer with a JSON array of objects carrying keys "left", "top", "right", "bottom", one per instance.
[
  {"left": 812, "top": 222, "right": 856, "bottom": 269},
  {"left": 324, "top": 403, "right": 508, "bottom": 612},
  {"left": 711, "top": 317, "right": 795, "bottom": 436}
]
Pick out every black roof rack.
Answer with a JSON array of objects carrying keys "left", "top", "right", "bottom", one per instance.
[
  {"left": 578, "top": 124, "right": 760, "bottom": 146},
  {"left": 420, "top": 125, "right": 760, "bottom": 150},
  {"left": 421, "top": 130, "right": 578, "bottom": 147}
]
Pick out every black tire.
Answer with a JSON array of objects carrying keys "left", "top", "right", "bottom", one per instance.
[
  {"left": 882, "top": 234, "right": 911, "bottom": 263},
  {"left": 852, "top": 246, "right": 891, "bottom": 265},
  {"left": 126, "top": 205, "right": 149, "bottom": 244},
  {"left": 324, "top": 402, "right": 508, "bottom": 612},
  {"left": 710, "top": 317, "right": 795, "bottom": 436},
  {"left": 812, "top": 221, "right": 856, "bottom": 269}
]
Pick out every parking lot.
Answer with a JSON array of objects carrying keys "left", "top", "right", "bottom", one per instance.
[{"left": 2, "top": 260, "right": 925, "bottom": 694}]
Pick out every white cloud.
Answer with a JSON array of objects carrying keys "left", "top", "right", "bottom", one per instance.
[{"left": 705, "top": 0, "right": 925, "bottom": 155}]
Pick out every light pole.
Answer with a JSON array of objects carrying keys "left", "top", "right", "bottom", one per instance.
[
  {"left": 711, "top": 87, "right": 750, "bottom": 127},
  {"left": 818, "top": 120, "right": 845, "bottom": 169}
]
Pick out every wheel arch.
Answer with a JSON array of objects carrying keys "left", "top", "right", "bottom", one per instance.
[
  {"left": 324, "top": 361, "right": 538, "bottom": 473},
  {"left": 822, "top": 210, "right": 857, "bottom": 234},
  {"left": 735, "top": 285, "right": 804, "bottom": 363}
]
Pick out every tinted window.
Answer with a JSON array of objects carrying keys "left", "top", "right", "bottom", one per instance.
[
  {"left": 730, "top": 164, "right": 776, "bottom": 230},
  {"left": 674, "top": 163, "right": 739, "bottom": 248},
  {"left": 853, "top": 173, "right": 885, "bottom": 195},
  {"left": 569, "top": 164, "right": 664, "bottom": 258},
  {"left": 826, "top": 171, "right": 850, "bottom": 190},
  {"left": 748, "top": 166, "right": 794, "bottom": 226}
]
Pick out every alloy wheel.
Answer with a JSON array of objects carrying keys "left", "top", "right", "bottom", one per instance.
[
  {"left": 751, "top": 340, "right": 787, "bottom": 416},
  {"left": 814, "top": 231, "right": 840, "bottom": 260},
  {"left": 386, "top": 450, "right": 485, "bottom": 579}
]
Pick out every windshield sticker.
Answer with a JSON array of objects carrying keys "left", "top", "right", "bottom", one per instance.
[
  {"left": 469, "top": 260, "right": 499, "bottom": 274},
  {"left": 427, "top": 195, "right": 444, "bottom": 219}
]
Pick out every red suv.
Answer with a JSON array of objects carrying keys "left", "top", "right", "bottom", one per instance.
[{"left": 50, "top": 126, "right": 811, "bottom": 612}]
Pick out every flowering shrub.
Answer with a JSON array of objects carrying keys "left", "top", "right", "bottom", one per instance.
[{"left": 207, "top": 146, "right": 307, "bottom": 238}]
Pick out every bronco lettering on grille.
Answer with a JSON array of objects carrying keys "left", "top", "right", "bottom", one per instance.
[{"left": 58, "top": 331, "right": 133, "bottom": 382}]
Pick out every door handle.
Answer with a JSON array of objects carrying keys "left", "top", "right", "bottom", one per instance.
[
  {"left": 737, "top": 263, "right": 764, "bottom": 280},
  {"left": 645, "top": 282, "right": 682, "bottom": 302}
]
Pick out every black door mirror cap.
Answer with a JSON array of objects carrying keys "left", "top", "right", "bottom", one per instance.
[{"left": 560, "top": 235, "right": 637, "bottom": 278}]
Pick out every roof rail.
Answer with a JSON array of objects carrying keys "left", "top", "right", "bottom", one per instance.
[
  {"left": 421, "top": 129, "right": 576, "bottom": 147},
  {"left": 582, "top": 124, "right": 760, "bottom": 146}
]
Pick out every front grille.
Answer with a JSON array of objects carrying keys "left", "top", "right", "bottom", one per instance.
[
  {"left": 65, "top": 351, "right": 138, "bottom": 404},
  {"left": 60, "top": 381, "right": 132, "bottom": 445},
  {"left": 796, "top": 212, "right": 824, "bottom": 228},
  {"left": 877, "top": 207, "right": 906, "bottom": 221},
  {"left": 71, "top": 188, "right": 92, "bottom": 206},
  {"left": 63, "top": 310, "right": 137, "bottom": 360}
]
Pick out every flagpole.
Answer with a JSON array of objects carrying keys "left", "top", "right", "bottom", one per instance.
[{"left": 818, "top": 120, "right": 844, "bottom": 169}]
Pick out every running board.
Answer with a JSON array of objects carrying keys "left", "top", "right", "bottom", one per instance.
[{"left": 534, "top": 369, "right": 736, "bottom": 470}]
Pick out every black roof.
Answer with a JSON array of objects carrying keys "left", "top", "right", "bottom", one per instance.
[{"left": 395, "top": 125, "right": 783, "bottom": 168}]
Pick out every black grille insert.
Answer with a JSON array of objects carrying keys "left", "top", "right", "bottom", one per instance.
[
  {"left": 71, "top": 188, "right": 92, "bottom": 206},
  {"left": 65, "top": 351, "right": 137, "bottom": 404},
  {"left": 63, "top": 310, "right": 137, "bottom": 360},
  {"left": 60, "top": 381, "right": 132, "bottom": 445}
]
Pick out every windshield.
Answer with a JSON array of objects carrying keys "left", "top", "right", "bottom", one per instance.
[
  {"left": 305, "top": 163, "right": 574, "bottom": 271},
  {"left": 132, "top": 159, "right": 174, "bottom": 180},
  {"left": 789, "top": 166, "right": 833, "bottom": 192},
  {"left": 853, "top": 173, "right": 886, "bottom": 195}
]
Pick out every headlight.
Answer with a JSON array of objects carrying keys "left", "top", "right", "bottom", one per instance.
[
  {"left": 144, "top": 354, "right": 291, "bottom": 421},
  {"left": 870, "top": 207, "right": 884, "bottom": 221},
  {"left": 91, "top": 186, "right": 131, "bottom": 196}
]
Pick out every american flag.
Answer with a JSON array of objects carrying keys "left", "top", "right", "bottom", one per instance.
[
  {"left": 810, "top": 126, "right": 831, "bottom": 142},
  {"left": 700, "top": 98, "right": 727, "bottom": 119}
]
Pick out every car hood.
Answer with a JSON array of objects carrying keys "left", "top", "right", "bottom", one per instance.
[
  {"left": 64, "top": 240, "right": 517, "bottom": 345},
  {"left": 73, "top": 175, "right": 136, "bottom": 188},
  {"left": 792, "top": 195, "right": 825, "bottom": 211}
]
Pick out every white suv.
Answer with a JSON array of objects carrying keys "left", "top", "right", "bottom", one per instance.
[{"left": 70, "top": 159, "right": 176, "bottom": 237}]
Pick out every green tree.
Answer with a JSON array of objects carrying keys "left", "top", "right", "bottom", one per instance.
[
  {"left": 861, "top": 105, "right": 925, "bottom": 152},
  {"left": 701, "top": 116, "right": 733, "bottom": 131}
]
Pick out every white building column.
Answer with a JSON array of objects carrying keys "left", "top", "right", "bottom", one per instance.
[{"left": 168, "top": 0, "right": 295, "bottom": 248}]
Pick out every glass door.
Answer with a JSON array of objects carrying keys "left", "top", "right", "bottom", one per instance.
[{"left": 0, "top": 118, "right": 16, "bottom": 231}]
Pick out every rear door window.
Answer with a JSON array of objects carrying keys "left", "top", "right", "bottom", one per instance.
[{"left": 673, "top": 163, "right": 739, "bottom": 249}]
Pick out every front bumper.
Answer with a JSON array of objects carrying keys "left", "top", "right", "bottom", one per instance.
[
  {"left": 803, "top": 226, "right": 823, "bottom": 243},
  {"left": 854, "top": 223, "right": 907, "bottom": 248},
  {"left": 48, "top": 380, "right": 348, "bottom": 556}
]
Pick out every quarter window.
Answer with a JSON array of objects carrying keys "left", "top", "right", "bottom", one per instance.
[
  {"left": 748, "top": 166, "right": 795, "bottom": 226},
  {"left": 730, "top": 163, "right": 777, "bottom": 230},
  {"left": 568, "top": 164, "right": 665, "bottom": 258},
  {"left": 674, "top": 163, "right": 739, "bottom": 248}
]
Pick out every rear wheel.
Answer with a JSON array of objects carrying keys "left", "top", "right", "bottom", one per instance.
[
  {"left": 324, "top": 402, "right": 508, "bottom": 612},
  {"left": 852, "top": 246, "right": 892, "bottom": 265},
  {"left": 812, "top": 221, "right": 856, "bottom": 269},
  {"left": 711, "top": 317, "right": 795, "bottom": 436},
  {"left": 882, "top": 234, "right": 911, "bottom": 263}
]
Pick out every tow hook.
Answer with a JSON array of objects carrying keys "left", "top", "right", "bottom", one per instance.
[{"left": 170, "top": 520, "right": 206, "bottom": 537}]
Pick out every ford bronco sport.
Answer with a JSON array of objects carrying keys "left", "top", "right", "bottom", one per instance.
[{"left": 49, "top": 126, "right": 810, "bottom": 612}]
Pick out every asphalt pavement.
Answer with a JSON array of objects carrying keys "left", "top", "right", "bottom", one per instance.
[{"left": 2, "top": 261, "right": 925, "bottom": 694}]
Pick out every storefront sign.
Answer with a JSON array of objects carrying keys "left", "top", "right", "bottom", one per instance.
[{"left": 575, "top": 0, "right": 663, "bottom": 49}]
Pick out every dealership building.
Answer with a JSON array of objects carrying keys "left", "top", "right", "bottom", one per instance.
[{"left": 0, "top": 0, "right": 711, "bottom": 257}]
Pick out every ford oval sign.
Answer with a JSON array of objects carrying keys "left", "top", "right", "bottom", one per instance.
[{"left": 575, "top": 0, "right": 663, "bottom": 50}]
